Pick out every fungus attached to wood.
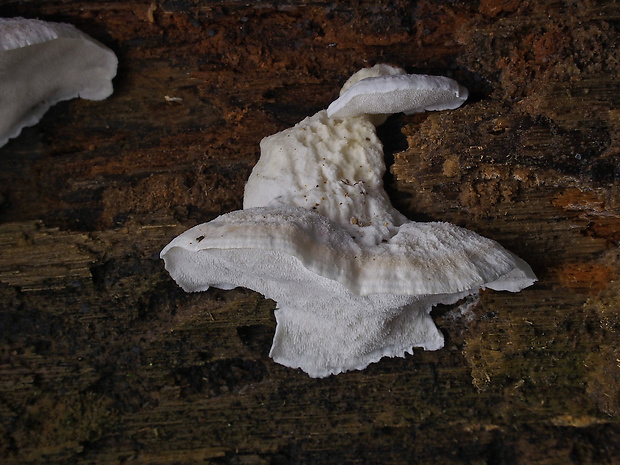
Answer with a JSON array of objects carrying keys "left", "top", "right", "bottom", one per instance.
[
  {"left": 161, "top": 64, "right": 536, "bottom": 378},
  {"left": 0, "top": 17, "right": 118, "bottom": 148},
  {"left": 327, "top": 73, "right": 469, "bottom": 119}
]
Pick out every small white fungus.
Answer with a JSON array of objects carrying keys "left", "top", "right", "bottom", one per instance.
[
  {"left": 161, "top": 64, "right": 536, "bottom": 378},
  {"left": 0, "top": 17, "right": 118, "bottom": 148}
]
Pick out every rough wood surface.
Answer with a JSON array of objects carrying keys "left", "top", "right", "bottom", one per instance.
[{"left": 0, "top": 1, "right": 619, "bottom": 464}]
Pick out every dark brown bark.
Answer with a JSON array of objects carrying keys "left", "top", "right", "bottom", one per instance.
[{"left": 0, "top": 1, "right": 618, "bottom": 463}]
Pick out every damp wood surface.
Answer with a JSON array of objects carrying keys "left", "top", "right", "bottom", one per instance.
[{"left": 0, "top": 1, "right": 619, "bottom": 464}]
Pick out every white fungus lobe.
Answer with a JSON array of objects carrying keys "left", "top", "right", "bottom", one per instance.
[
  {"left": 0, "top": 17, "right": 118, "bottom": 148},
  {"left": 327, "top": 72, "right": 469, "bottom": 120},
  {"left": 161, "top": 64, "right": 536, "bottom": 378}
]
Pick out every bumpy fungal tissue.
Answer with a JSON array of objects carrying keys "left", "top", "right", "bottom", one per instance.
[
  {"left": 161, "top": 64, "right": 536, "bottom": 378},
  {"left": 0, "top": 17, "right": 118, "bottom": 148}
]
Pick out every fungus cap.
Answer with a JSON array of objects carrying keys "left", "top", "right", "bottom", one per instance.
[
  {"left": 161, "top": 205, "right": 535, "bottom": 378},
  {"left": 327, "top": 73, "right": 468, "bottom": 120},
  {"left": 0, "top": 17, "right": 118, "bottom": 148},
  {"left": 160, "top": 64, "right": 536, "bottom": 378}
]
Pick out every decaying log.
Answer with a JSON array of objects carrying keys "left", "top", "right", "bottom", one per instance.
[{"left": 0, "top": 1, "right": 618, "bottom": 463}]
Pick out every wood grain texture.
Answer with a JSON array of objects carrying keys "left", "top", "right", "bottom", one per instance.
[{"left": 0, "top": 1, "right": 618, "bottom": 463}]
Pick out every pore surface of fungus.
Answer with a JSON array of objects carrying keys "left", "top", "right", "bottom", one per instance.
[
  {"left": 161, "top": 64, "right": 536, "bottom": 378},
  {"left": 0, "top": 17, "right": 118, "bottom": 148}
]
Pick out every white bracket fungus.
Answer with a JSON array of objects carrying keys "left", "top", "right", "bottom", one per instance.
[
  {"left": 161, "top": 64, "right": 537, "bottom": 378},
  {"left": 327, "top": 73, "right": 469, "bottom": 118},
  {"left": 0, "top": 17, "right": 118, "bottom": 148}
]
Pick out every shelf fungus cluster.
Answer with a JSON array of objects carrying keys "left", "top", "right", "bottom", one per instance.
[
  {"left": 161, "top": 64, "right": 536, "bottom": 378},
  {"left": 0, "top": 17, "right": 118, "bottom": 148}
]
